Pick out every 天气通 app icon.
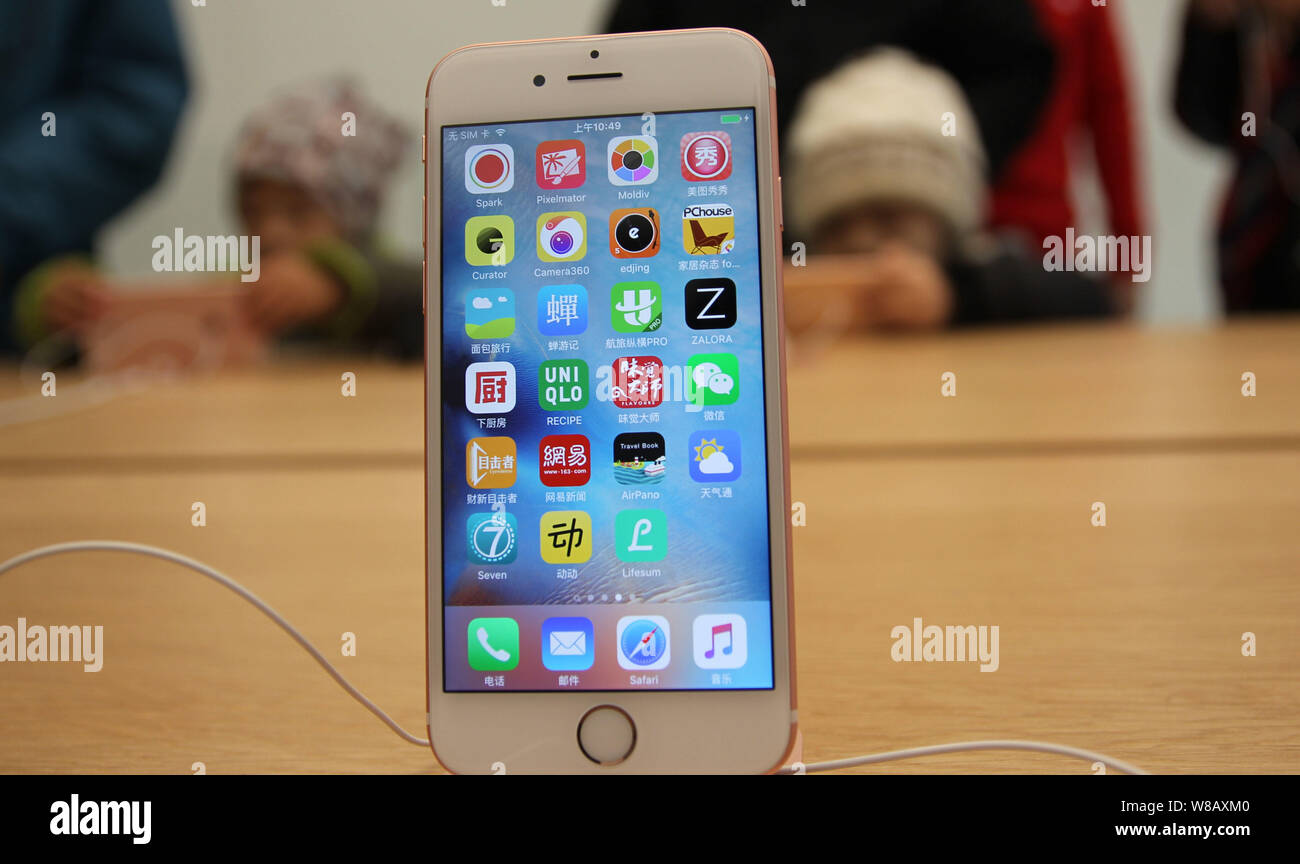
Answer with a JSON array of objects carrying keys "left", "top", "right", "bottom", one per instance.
[{"left": 688, "top": 429, "right": 741, "bottom": 483}]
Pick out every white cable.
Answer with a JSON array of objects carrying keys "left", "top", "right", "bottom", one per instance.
[
  {"left": 790, "top": 740, "right": 1149, "bottom": 775},
  {"left": 0, "top": 540, "right": 430, "bottom": 747}
]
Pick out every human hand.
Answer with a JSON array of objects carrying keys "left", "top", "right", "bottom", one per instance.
[
  {"left": 245, "top": 253, "right": 343, "bottom": 332},
  {"left": 43, "top": 263, "right": 108, "bottom": 332},
  {"left": 855, "top": 243, "right": 954, "bottom": 330}
]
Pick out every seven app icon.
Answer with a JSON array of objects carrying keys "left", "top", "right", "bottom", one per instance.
[
  {"left": 615, "top": 508, "right": 666, "bottom": 562},
  {"left": 537, "top": 212, "right": 587, "bottom": 262},
  {"left": 613, "top": 432, "right": 665, "bottom": 485},
  {"left": 464, "top": 215, "right": 515, "bottom": 266},
  {"left": 467, "top": 617, "right": 519, "bottom": 671},
  {"left": 693, "top": 613, "right": 747, "bottom": 670},
  {"left": 685, "top": 353, "right": 738, "bottom": 409},
  {"left": 465, "top": 287, "right": 515, "bottom": 338},
  {"left": 537, "top": 284, "right": 587, "bottom": 335},
  {"left": 542, "top": 616, "right": 594, "bottom": 671},
  {"left": 609, "top": 208, "right": 660, "bottom": 258},
  {"left": 465, "top": 144, "right": 514, "bottom": 194},
  {"left": 536, "top": 139, "right": 585, "bottom": 189},
  {"left": 684, "top": 278, "right": 737, "bottom": 330},
  {"left": 607, "top": 136, "right": 658, "bottom": 185},
  {"left": 466, "top": 436, "right": 517, "bottom": 489},
  {"left": 683, "top": 204, "right": 735, "bottom": 255},
  {"left": 611, "top": 281, "right": 662, "bottom": 333},
  {"left": 610, "top": 356, "right": 664, "bottom": 409},
  {"left": 540, "top": 510, "right": 592, "bottom": 564},
  {"left": 681, "top": 131, "right": 732, "bottom": 182},
  {"left": 465, "top": 361, "right": 516, "bottom": 414},
  {"left": 617, "top": 616, "right": 670, "bottom": 670},
  {"left": 466, "top": 513, "right": 518, "bottom": 564},
  {"left": 539, "top": 359, "right": 589, "bottom": 411},
  {"left": 539, "top": 434, "right": 590, "bottom": 487},
  {"left": 689, "top": 429, "right": 741, "bottom": 482}
]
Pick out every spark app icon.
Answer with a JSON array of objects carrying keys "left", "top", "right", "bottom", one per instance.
[
  {"left": 539, "top": 434, "right": 590, "bottom": 487},
  {"left": 537, "top": 284, "right": 587, "bottom": 335},
  {"left": 688, "top": 429, "right": 741, "bottom": 483},
  {"left": 466, "top": 436, "right": 517, "bottom": 489},
  {"left": 611, "top": 281, "right": 661, "bottom": 333},
  {"left": 537, "top": 212, "right": 587, "bottom": 262},
  {"left": 464, "top": 215, "right": 514, "bottom": 266},
  {"left": 610, "top": 356, "right": 664, "bottom": 409},
  {"left": 540, "top": 510, "right": 592, "bottom": 565},
  {"left": 465, "top": 361, "right": 516, "bottom": 414},
  {"left": 681, "top": 131, "right": 732, "bottom": 182},
  {"left": 607, "top": 136, "right": 658, "bottom": 185},
  {"left": 617, "top": 616, "right": 670, "bottom": 670},
  {"left": 465, "top": 287, "right": 514, "bottom": 338},
  {"left": 683, "top": 204, "right": 735, "bottom": 255},
  {"left": 536, "top": 140, "right": 585, "bottom": 189},
  {"left": 465, "top": 144, "right": 514, "bottom": 193}
]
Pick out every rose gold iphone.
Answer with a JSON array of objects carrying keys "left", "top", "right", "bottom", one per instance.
[{"left": 423, "top": 27, "right": 795, "bottom": 773}]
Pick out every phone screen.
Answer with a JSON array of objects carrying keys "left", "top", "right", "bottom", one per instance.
[{"left": 438, "top": 107, "right": 773, "bottom": 692}]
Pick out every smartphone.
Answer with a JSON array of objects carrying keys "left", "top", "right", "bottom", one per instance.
[{"left": 424, "top": 28, "right": 795, "bottom": 773}]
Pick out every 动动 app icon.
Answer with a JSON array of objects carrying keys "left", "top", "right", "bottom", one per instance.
[
  {"left": 542, "top": 616, "right": 594, "bottom": 671},
  {"left": 539, "top": 434, "right": 590, "bottom": 487},
  {"left": 537, "top": 284, "right": 587, "bottom": 335},
  {"left": 464, "top": 215, "right": 514, "bottom": 266},
  {"left": 617, "top": 616, "right": 670, "bottom": 670},
  {"left": 536, "top": 140, "right": 585, "bottom": 189},
  {"left": 466, "top": 513, "right": 518, "bottom": 565},
  {"left": 688, "top": 429, "right": 741, "bottom": 483},
  {"left": 610, "top": 356, "right": 664, "bottom": 409},
  {"left": 684, "top": 278, "right": 737, "bottom": 330},
  {"left": 466, "top": 436, "right": 517, "bottom": 489},
  {"left": 465, "top": 287, "right": 515, "bottom": 338},
  {"left": 613, "top": 432, "right": 665, "bottom": 485},
  {"left": 467, "top": 617, "right": 519, "bottom": 671},
  {"left": 615, "top": 508, "right": 666, "bottom": 562},
  {"left": 539, "top": 359, "right": 588, "bottom": 411},
  {"left": 465, "top": 144, "right": 514, "bottom": 194},
  {"left": 540, "top": 510, "right": 592, "bottom": 564},
  {"left": 685, "top": 353, "right": 738, "bottom": 409},
  {"left": 607, "top": 136, "right": 658, "bottom": 185},
  {"left": 683, "top": 204, "right": 735, "bottom": 255},
  {"left": 680, "top": 131, "right": 732, "bottom": 182},
  {"left": 609, "top": 208, "right": 660, "bottom": 258},
  {"left": 537, "top": 212, "right": 587, "bottom": 262},
  {"left": 692, "top": 613, "right": 747, "bottom": 670},
  {"left": 465, "top": 361, "right": 516, "bottom": 414},
  {"left": 611, "top": 281, "right": 661, "bottom": 333}
]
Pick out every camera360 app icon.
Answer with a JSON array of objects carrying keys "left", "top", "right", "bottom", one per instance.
[{"left": 537, "top": 212, "right": 587, "bottom": 262}]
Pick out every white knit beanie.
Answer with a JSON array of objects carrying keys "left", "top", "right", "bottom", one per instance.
[{"left": 786, "top": 48, "right": 988, "bottom": 241}]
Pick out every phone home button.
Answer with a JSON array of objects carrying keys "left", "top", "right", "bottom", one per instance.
[{"left": 577, "top": 705, "right": 636, "bottom": 766}]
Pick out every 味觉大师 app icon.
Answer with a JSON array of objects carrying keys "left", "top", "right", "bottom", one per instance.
[
  {"left": 536, "top": 140, "right": 585, "bottom": 189},
  {"left": 465, "top": 143, "right": 514, "bottom": 194},
  {"left": 609, "top": 208, "right": 659, "bottom": 258},
  {"left": 465, "top": 287, "right": 515, "bottom": 338},
  {"left": 617, "top": 616, "right": 670, "bottom": 670},
  {"left": 615, "top": 508, "right": 666, "bottom": 562},
  {"left": 466, "top": 436, "right": 517, "bottom": 489},
  {"left": 539, "top": 434, "right": 590, "bottom": 487},
  {"left": 467, "top": 617, "right": 519, "bottom": 671},
  {"left": 613, "top": 432, "right": 665, "bottom": 485},
  {"left": 681, "top": 131, "right": 732, "bottom": 182},
  {"left": 539, "top": 359, "right": 588, "bottom": 411},
  {"left": 542, "top": 616, "right": 594, "bottom": 671},
  {"left": 688, "top": 429, "right": 741, "bottom": 483},
  {"left": 464, "top": 214, "right": 514, "bottom": 266},
  {"left": 607, "top": 136, "right": 658, "bottom": 185},
  {"left": 611, "top": 281, "right": 662, "bottom": 333},
  {"left": 610, "top": 355, "right": 664, "bottom": 409},
  {"left": 537, "top": 284, "right": 587, "bottom": 335},
  {"left": 684, "top": 278, "right": 736, "bottom": 330},
  {"left": 540, "top": 510, "right": 592, "bottom": 564},
  {"left": 465, "top": 361, "right": 516, "bottom": 414},
  {"left": 685, "top": 353, "right": 738, "bottom": 409},
  {"left": 692, "top": 613, "right": 747, "bottom": 670},
  {"left": 466, "top": 512, "right": 518, "bottom": 565},
  {"left": 683, "top": 204, "right": 735, "bottom": 255},
  {"left": 537, "top": 212, "right": 587, "bottom": 262}
]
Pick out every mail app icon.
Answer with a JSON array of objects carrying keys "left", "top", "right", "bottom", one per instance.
[{"left": 542, "top": 616, "right": 594, "bottom": 672}]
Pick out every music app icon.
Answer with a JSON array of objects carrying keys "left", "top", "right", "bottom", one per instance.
[{"left": 692, "top": 614, "right": 747, "bottom": 670}]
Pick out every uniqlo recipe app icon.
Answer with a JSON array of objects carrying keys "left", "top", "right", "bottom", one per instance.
[
  {"left": 465, "top": 361, "right": 516, "bottom": 414},
  {"left": 610, "top": 356, "right": 664, "bottom": 409},
  {"left": 539, "top": 434, "right": 590, "bottom": 487},
  {"left": 536, "top": 140, "right": 585, "bottom": 189},
  {"left": 681, "top": 131, "right": 732, "bottom": 182}
]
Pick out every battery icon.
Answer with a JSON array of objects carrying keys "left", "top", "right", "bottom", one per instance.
[{"left": 720, "top": 114, "right": 742, "bottom": 124}]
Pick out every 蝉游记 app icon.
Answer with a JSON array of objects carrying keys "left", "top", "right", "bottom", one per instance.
[
  {"left": 464, "top": 215, "right": 514, "bottom": 266},
  {"left": 465, "top": 143, "right": 514, "bottom": 194},
  {"left": 685, "top": 353, "right": 738, "bottom": 409},
  {"left": 536, "top": 140, "right": 585, "bottom": 189},
  {"left": 542, "top": 616, "right": 594, "bottom": 671},
  {"left": 467, "top": 617, "right": 519, "bottom": 671},
  {"left": 611, "top": 281, "right": 661, "bottom": 333},
  {"left": 537, "top": 284, "right": 587, "bottom": 335},
  {"left": 689, "top": 430, "right": 741, "bottom": 483},
  {"left": 466, "top": 512, "right": 517, "bottom": 564},
  {"left": 607, "top": 136, "right": 658, "bottom": 185},
  {"left": 617, "top": 616, "right": 670, "bottom": 670},
  {"left": 465, "top": 287, "right": 514, "bottom": 338},
  {"left": 537, "top": 212, "right": 587, "bottom": 262}
]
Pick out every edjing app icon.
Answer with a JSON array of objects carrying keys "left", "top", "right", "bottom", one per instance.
[{"left": 465, "top": 215, "right": 514, "bottom": 266}]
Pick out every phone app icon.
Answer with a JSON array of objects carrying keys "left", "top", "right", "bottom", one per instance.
[
  {"left": 466, "top": 436, "right": 517, "bottom": 489},
  {"left": 539, "top": 359, "right": 589, "bottom": 410},
  {"left": 466, "top": 512, "right": 518, "bottom": 564},
  {"left": 611, "top": 281, "right": 662, "bottom": 333},
  {"left": 465, "top": 361, "right": 516, "bottom": 414},
  {"left": 542, "top": 616, "right": 594, "bottom": 671},
  {"left": 540, "top": 510, "right": 592, "bottom": 564},
  {"left": 681, "top": 131, "right": 732, "bottom": 182},
  {"left": 536, "top": 139, "right": 585, "bottom": 189},
  {"left": 467, "top": 617, "right": 519, "bottom": 671},
  {"left": 688, "top": 429, "right": 741, "bottom": 482},
  {"left": 684, "top": 278, "right": 737, "bottom": 330},
  {"left": 615, "top": 508, "right": 666, "bottom": 562},
  {"left": 686, "top": 353, "right": 738, "bottom": 408},
  {"left": 610, "top": 356, "right": 664, "bottom": 409},
  {"left": 539, "top": 434, "right": 590, "bottom": 487},
  {"left": 617, "top": 616, "right": 670, "bottom": 670},
  {"left": 607, "top": 135, "right": 658, "bottom": 185},
  {"left": 609, "top": 208, "right": 660, "bottom": 258},
  {"left": 465, "top": 287, "right": 515, "bottom": 338},
  {"left": 537, "top": 212, "right": 587, "bottom": 262},
  {"left": 683, "top": 204, "right": 735, "bottom": 255},
  {"left": 537, "top": 284, "right": 587, "bottom": 335},
  {"left": 613, "top": 432, "right": 665, "bottom": 485},
  {"left": 465, "top": 144, "right": 514, "bottom": 194},
  {"left": 692, "top": 613, "right": 747, "bottom": 670},
  {"left": 464, "top": 215, "right": 515, "bottom": 266}
]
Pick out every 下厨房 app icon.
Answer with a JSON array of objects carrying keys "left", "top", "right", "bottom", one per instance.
[
  {"left": 607, "top": 136, "right": 658, "bottom": 185},
  {"left": 537, "top": 212, "right": 587, "bottom": 262},
  {"left": 465, "top": 144, "right": 514, "bottom": 194},
  {"left": 610, "top": 356, "right": 664, "bottom": 409},
  {"left": 684, "top": 278, "right": 737, "bottom": 330},
  {"left": 613, "top": 432, "right": 665, "bottom": 485},
  {"left": 692, "top": 613, "right": 747, "bottom": 670},
  {"left": 683, "top": 204, "right": 735, "bottom": 255},
  {"left": 685, "top": 353, "right": 738, "bottom": 409},
  {"left": 464, "top": 215, "right": 514, "bottom": 266},
  {"left": 609, "top": 208, "right": 660, "bottom": 258},
  {"left": 540, "top": 510, "right": 592, "bottom": 564},
  {"left": 467, "top": 617, "right": 519, "bottom": 671},
  {"left": 536, "top": 140, "right": 585, "bottom": 189},
  {"left": 688, "top": 429, "right": 741, "bottom": 483},
  {"left": 465, "top": 287, "right": 515, "bottom": 338},
  {"left": 617, "top": 616, "right": 670, "bottom": 670},
  {"left": 681, "top": 131, "right": 732, "bottom": 182},
  {"left": 611, "top": 281, "right": 662, "bottom": 333},
  {"left": 466, "top": 436, "right": 517, "bottom": 489},
  {"left": 615, "top": 508, "right": 666, "bottom": 562},
  {"left": 537, "top": 284, "right": 587, "bottom": 335},
  {"left": 465, "top": 361, "right": 516, "bottom": 414},
  {"left": 539, "top": 434, "right": 590, "bottom": 487},
  {"left": 542, "top": 616, "right": 594, "bottom": 671},
  {"left": 466, "top": 513, "right": 518, "bottom": 564},
  {"left": 539, "top": 359, "right": 588, "bottom": 411}
]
